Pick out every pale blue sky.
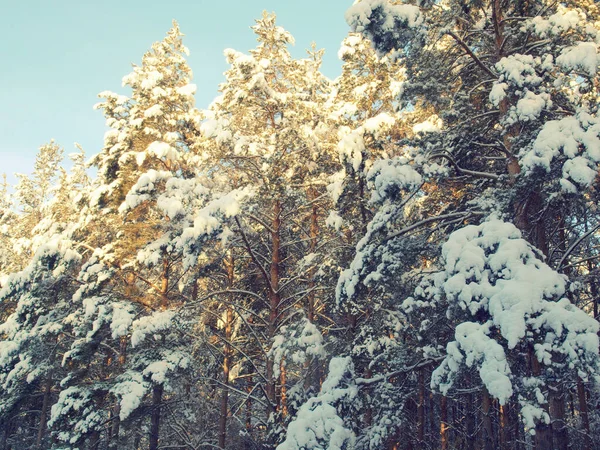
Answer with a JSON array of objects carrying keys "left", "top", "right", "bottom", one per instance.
[{"left": 0, "top": 0, "right": 350, "bottom": 185}]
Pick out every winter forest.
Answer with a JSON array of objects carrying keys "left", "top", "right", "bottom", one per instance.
[{"left": 1, "top": 0, "right": 600, "bottom": 449}]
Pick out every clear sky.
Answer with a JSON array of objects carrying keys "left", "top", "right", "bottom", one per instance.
[{"left": 0, "top": 0, "right": 351, "bottom": 185}]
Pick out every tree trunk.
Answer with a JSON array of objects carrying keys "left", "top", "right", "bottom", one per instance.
[
  {"left": 307, "top": 188, "right": 318, "bottom": 324},
  {"left": 550, "top": 385, "right": 568, "bottom": 450},
  {"left": 481, "top": 389, "right": 494, "bottom": 450},
  {"left": 266, "top": 200, "right": 282, "bottom": 413},
  {"left": 440, "top": 395, "right": 448, "bottom": 450},
  {"left": 244, "top": 375, "right": 253, "bottom": 450},
  {"left": 417, "top": 369, "right": 425, "bottom": 447},
  {"left": 577, "top": 377, "right": 591, "bottom": 450},
  {"left": 35, "top": 376, "right": 52, "bottom": 449},
  {"left": 531, "top": 354, "right": 552, "bottom": 450},
  {"left": 89, "top": 430, "right": 101, "bottom": 450},
  {"left": 160, "top": 257, "right": 169, "bottom": 309},
  {"left": 499, "top": 403, "right": 509, "bottom": 450},
  {"left": 279, "top": 357, "right": 288, "bottom": 417},
  {"left": 149, "top": 384, "right": 163, "bottom": 450},
  {"left": 465, "top": 390, "right": 475, "bottom": 450},
  {"left": 218, "top": 253, "right": 235, "bottom": 449},
  {"left": 218, "top": 307, "right": 233, "bottom": 449},
  {"left": 108, "top": 336, "right": 127, "bottom": 450}
]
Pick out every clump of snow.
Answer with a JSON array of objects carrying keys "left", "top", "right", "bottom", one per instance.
[
  {"left": 131, "top": 310, "right": 175, "bottom": 347},
  {"left": 412, "top": 115, "right": 442, "bottom": 134},
  {"left": 367, "top": 157, "right": 422, "bottom": 203},
  {"left": 520, "top": 113, "right": 600, "bottom": 193},
  {"left": 408, "top": 219, "right": 600, "bottom": 421},
  {"left": 346, "top": 0, "right": 423, "bottom": 33},
  {"left": 277, "top": 357, "right": 357, "bottom": 450},
  {"left": 326, "top": 210, "right": 344, "bottom": 231},
  {"left": 147, "top": 141, "right": 180, "bottom": 162},
  {"left": 525, "top": 6, "right": 585, "bottom": 38},
  {"left": 111, "top": 372, "right": 149, "bottom": 420},
  {"left": 556, "top": 42, "right": 598, "bottom": 77},
  {"left": 270, "top": 318, "right": 326, "bottom": 377}
]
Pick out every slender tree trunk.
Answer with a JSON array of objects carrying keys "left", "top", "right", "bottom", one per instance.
[
  {"left": 550, "top": 386, "right": 568, "bottom": 450},
  {"left": 266, "top": 200, "right": 282, "bottom": 414},
  {"left": 108, "top": 336, "right": 127, "bottom": 450},
  {"left": 89, "top": 430, "right": 101, "bottom": 450},
  {"left": 35, "top": 376, "right": 52, "bottom": 449},
  {"left": 218, "top": 253, "right": 235, "bottom": 449},
  {"left": 530, "top": 353, "right": 552, "bottom": 450},
  {"left": 481, "top": 389, "right": 494, "bottom": 450},
  {"left": 465, "top": 390, "right": 475, "bottom": 450},
  {"left": 304, "top": 191, "right": 322, "bottom": 391},
  {"left": 307, "top": 188, "right": 318, "bottom": 324},
  {"left": 440, "top": 395, "right": 448, "bottom": 450},
  {"left": 499, "top": 403, "right": 509, "bottom": 450},
  {"left": 160, "top": 257, "right": 169, "bottom": 309},
  {"left": 417, "top": 369, "right": 425, "bottom": 447},
  {"left": 149, "top": 384, "right": 164, "bottom": 450},
  {"left": 244, "top": 375, "right": 253, "bottom": 450},
  {"left": 576, "top": 377, "right": 591, "bottom": 450},
  {"left": 279, "top": 357, "right": 288, "bottom": 417}
]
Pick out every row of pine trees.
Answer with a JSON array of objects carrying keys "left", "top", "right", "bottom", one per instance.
[{"left": 1, "top": 1, "right": 600, "bottom": 449}]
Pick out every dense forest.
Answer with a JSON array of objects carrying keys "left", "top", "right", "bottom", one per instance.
[{"left": 1, "top": 0, "right": 600, "bottom": 449}]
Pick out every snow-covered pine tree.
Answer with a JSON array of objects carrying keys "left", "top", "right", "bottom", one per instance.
[
  {"left": 48, "top": 22, "right": 211, "bottom": 449},
  {"left": 197, "top": 12, "right": 337, "bottom": 447},
  {"left": 0, "top": 238, "right": 81, "bottom": 449}
]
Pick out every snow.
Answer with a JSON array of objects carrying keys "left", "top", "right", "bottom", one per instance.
[
  {"left": 270, "top": 318, "right": 326, "bottom": 377},
  {"left": 131, "top": 310, "right": 175, "bottom": 347},
  {"left": 367, "top": 157, "right": 422, "bottom": 203},
  {"left": 556, "top": 42, "right": 598, "bottom": 77},
  {"left": 147, "top": 141, "right": 180, "bottom": 161},
  {"left": 118, "top": 169, "right": 172, "bottom": 213},
  {"left": 176, "top": 83, "right": 197, "bottom": 97},
  {"left": 110, "top": 303, "right": 135, "bottom": 339},
  {"left": 326, "top": 210, "right": 344, "bottom": 231},
  {"left": 111, "top": 372, "right": 148, "bottom": 420},
  {"left": 412, "top": 115, "right": 442, "bottom": 134},
  {"left": 144, "top": 104, "right": 163, "bottom": 118},
  {"left": 277, "top": 357, "right": 357, "bottom": 450},
  {"left": 413, "top": 219, "right": 600, "bottom": 416},
  {"left": 494, "top": 54, "right": 541, "bottom": 88},
  {"left": 346, "top": 0, "right": 423, "bottom": 33},
  {"left": 526, "top": 6, "right": 584, "bottom": 38},
  {"left": 520, "top": 113, "right": 600, "bottom": 192},
  {"left": 515, "top": 91, "right": 551, "bottom": 122},
  {"left": 140, "top": 70, "right": 163, "bottom": 90}
]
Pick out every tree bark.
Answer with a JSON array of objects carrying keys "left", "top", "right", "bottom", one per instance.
[
  {"left": 266, "top": 200, "right": 282, "bottom": 413},
  {"left": 417, "top": 369, "right": 425, "bottom": 447},
  {"left": 549, "top": 385, "right": 568, "bottom": 450},
  {"left": 577, "top": 377, "right": 591, "bottom": 450},
  {"left": 465, "top": 391, "right": 475, "bottom": 450},
  {"left": 35, "top": 376, "right": 52, "bottom": 449},
  {"left": 149, "top": 384, "right": 164, "bottom": 450},
  {"left": 481, "top": 388, "right": 494, "bottom": 450},
  {"left": 499, "top": 403, "right": 509, "bottom": 450},
  {"left": 108, "top": 336, "right": 127, "bottom": 450},
  {"left": 218, "top": 253, "right": 235, "bottom": 449},
  {"left": 440, "top": 395, "right": 448, "bottom": 450}
]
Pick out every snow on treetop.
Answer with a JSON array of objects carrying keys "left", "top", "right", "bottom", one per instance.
[
  {"left": 345, "top": 0, "right": 425, "bottom": 56},
  {"left": 346, "top": 0, "right": 423, "bottom": 34}
]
